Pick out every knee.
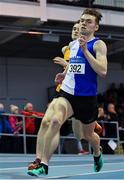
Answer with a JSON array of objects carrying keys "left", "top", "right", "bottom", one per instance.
[{"left": 50, "top": 117, "right": 61, "bottom": 130}]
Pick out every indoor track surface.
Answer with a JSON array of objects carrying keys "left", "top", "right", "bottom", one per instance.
[{"left": 0, "top": 154, "right": 124, "bottom": 179}]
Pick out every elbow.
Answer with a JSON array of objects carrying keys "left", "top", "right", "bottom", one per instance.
[
  {"left": 98, "top": 69, "right": 107, "bottom": 77},
  {"left": 99, "top": 63, "right": 107, "bottom": 77}
]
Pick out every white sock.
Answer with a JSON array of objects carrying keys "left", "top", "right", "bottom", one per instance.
[{"left": 41, "top": 161, "right": 48, "bottom": 166}]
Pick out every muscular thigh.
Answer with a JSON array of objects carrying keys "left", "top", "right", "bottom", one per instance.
[
  {"left": 42, "top": 97, "right": 73, "bottom": 126},
  {"left": 42, "top": 98, "right": 57, "bottom": 126},
  {"left": 54, "top": 97, "right": 74, "bottom": 123}
]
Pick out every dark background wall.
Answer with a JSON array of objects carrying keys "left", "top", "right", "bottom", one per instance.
[
  {"left": 0, "top": 57, "right": 61, "bottom": 112},
  {"left": 0, "top": 57, "right": 124, "bottom": 112}
]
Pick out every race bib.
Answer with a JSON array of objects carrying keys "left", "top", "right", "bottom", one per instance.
[{"left": 68, "top": 63, "right": 85, "bottom": 74}]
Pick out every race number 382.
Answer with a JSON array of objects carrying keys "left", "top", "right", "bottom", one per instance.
[{"left": 68, "top": 63, "right": 85, "bottom": 74}]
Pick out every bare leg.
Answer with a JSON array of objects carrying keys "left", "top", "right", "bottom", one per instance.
[
  {"left": 36, "top": 125, "right": 60, "bottom": 161},
  {"left": 82, "top": 121, "right": 100, "bottom": 156},
  {"left": 36, "top": 99, "right": 56, "bottom": 160},
  {"left": 42, "top": 98, "right": 73, "bottom": 164},
  {"left": 36, "top": 124, "right": 48, "bottom": 160},
  {"left": 72, "top": 118, "right": 84, "bottom": 140},
  {"left": 48, "top": 132, "right": 60, "bottom": 160}
]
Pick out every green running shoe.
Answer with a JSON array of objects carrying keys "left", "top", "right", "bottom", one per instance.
[
  {"left": 27, "top": 163, "right": 48, "bottom": 177},
  {"left": 28, "top": 158, "right": 41, "bottom": 170},
  {"left": 94, "top": 151, "right": 103, "bottom": 172}
]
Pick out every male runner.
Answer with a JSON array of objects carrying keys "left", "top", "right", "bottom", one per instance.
[{"left": 28, "top": 8, "right": 107, "bottom": 176}]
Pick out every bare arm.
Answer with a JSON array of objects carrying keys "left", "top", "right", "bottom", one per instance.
[
  {"left": 53, "top": 57, "right": 68, "bottom": 68},
  {"left": 63, "top": 64, "right": 69, "bottom": 75},
  {"left": 79, "top": 37, "right": 107, "bottom": 77},
  {"left": 55, "top": 64, "right": 69, "bottom": 84}
]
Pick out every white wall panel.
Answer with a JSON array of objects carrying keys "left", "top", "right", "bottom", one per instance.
[{"left": 0, "top": 1, "right": 124, "bottom": 26}]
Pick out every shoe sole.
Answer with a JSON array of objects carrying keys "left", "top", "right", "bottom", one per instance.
[{"left": 27, "top": 171, "right": 38, "bottom": 177}]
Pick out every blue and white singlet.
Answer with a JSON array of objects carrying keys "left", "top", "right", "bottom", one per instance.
[{"left": 61, "top": 37, "right": 99, "bottom": 96}]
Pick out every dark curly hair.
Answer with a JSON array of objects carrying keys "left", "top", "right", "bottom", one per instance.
[{"left": 82, "top": 8, "right": 102, "bottom": 25}]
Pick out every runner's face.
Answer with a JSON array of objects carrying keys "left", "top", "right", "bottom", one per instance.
[
  {"left": 71, "top": 23, "right": 80, "bottom": 40},
  {"left": 79, "top": 14, "right": 99, "bottom": 36}
]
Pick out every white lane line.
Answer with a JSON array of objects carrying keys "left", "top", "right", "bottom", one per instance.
[
  {"left": 0, "top": 161, "right": 124, "bottom": 171},
  {"left": 0, "top": 159, "right": 91, "bottom": 163},
  {"left": 0, "top": 164, "right": 90, "bottom": 171},
  {"left": 48, "top": 168, "right": 124, "bottom": 179},
  {"left": 1, "top": 156, "right": 124, "bottom": 163},
  {"left": 1, "top": 158, "right": 124, "bottom": 163},
  {"left": 0, "top": 167, "right": 26, "bottom": 171}
]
